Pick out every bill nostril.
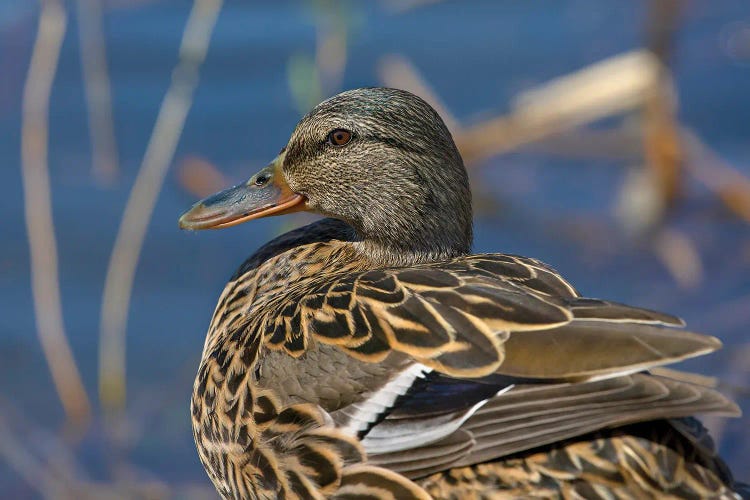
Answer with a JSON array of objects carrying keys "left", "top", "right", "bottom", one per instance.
[{"left": 254, "top": 173, "right": 270, "bottom": 187}]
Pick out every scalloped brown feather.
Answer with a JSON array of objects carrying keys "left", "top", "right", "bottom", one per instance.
[
  {"left": 191, "top": 230, "right": 740, "bottom": 499},
  {"left": 219, "top": 245, "right": 710, "bottom": 380}
]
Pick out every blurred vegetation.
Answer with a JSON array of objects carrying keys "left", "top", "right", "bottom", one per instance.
[{"left": 2, "top": 0, "right": 749, "bottom": 498}]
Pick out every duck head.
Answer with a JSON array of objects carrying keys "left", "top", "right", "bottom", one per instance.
[{"left": 179, "top": 87, "right": 472, "bottom": 264}]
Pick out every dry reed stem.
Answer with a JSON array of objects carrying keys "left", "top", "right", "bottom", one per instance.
[
  {"left": 379, "top": 50, "right": 661, "bottom": 165},
  {"left": 457, "top": 51, "right": 661, "bottom": 164},
  {"left": 76, "top": 0, "right": 120, "bottom": 184},
  {"left": 21, "top": 0, "right": 91, "bottom": 431},
  {"left": 99, "top": 0, "right": 223, "bottom": 415},
  {"left": 642, "top": 82, "right": 682, "bottom": 207},
  {"left": 682, "top": 128, "right": 750, "bottom": 224},
  {"left": 377, "top": 46, "right": 750, "bottom": 231},
  {"left": 642, "top": 0, "right": 683, "bottom": 207}
]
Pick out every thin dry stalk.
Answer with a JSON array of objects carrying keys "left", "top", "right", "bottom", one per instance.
[
  {"left": 682, "top": 127, "right": 750, "bottom": 224},
  {"left": 99, "top": 0, "right": 223, "bottom": 415},
  {"left": 642, "top": 83, "right": 682, "bottom": 206},
  {"left": 76, "top": 0, "right": 120, "bottom": 184},
  {"left": 642, "top": 0, "right": 683, "bottom": 207},
  {"left": 379, "top": 51, "right": 660, "bottom": 165},
  {"left": 21, "top": 0, "right": 91, "bottom": 431},
  {"left": 457, "top": 51, "right": 660, "bottom": 164}
]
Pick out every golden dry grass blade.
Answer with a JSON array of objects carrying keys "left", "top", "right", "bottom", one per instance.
[
  {"left": 457, "top": 51, "right": 661, "bottom": 164},
  {"left": 21, "top": 0, "right": 91, "bottom": 431},
  {"left": 76, "top": 0, "right": 120, "bottom": 184},
  {"left": 643, "top": 83, "right": 682, "bottom": 207},
  {"left": 682, "top": 127, "right": 750, "bottom": 223},
  {"left": 642, "top": 0, "right": 684, "bottom": 207},
  {"left": 379, "top": 51, "right": 662, "bottom": 166},
  {"left": 99, "top": 0, "right": 224, "bottom": 416}
]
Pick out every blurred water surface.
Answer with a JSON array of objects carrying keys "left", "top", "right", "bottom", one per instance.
[{"left": 1, "top": 1, "right": 749, "bottom": 497}]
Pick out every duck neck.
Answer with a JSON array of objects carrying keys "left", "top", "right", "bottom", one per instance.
[{"left": 353, "top": 220, "right": 472, "bottom": 267}]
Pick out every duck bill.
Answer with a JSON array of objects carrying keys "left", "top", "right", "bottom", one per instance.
[{"left": 178, "top": 156, "right": 306, "bottom": 230}]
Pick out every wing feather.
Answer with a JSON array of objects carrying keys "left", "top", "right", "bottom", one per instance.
[
  {"left": 236, "top": 249, "right": 736, "bottom": 495},
  {"left": 263, "top": 254, "right": 717, "bottom": 381},
  {"left": 364, "top": 374, "right": 738, "bottom": 478}
]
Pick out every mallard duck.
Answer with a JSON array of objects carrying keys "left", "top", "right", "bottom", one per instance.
[{"left": 179, "top": 88, "right": 745, "bottom": 499}]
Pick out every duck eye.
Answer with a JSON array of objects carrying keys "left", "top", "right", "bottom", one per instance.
[{"left": 327, "top": 129, "right": 352, "bottom": 146}]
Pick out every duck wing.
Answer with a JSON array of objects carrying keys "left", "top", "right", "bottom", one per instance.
[
  {"left": 264, "top": 253, "right": 717, "bottom": 381},
  {"left": 364, "top": 372, "right": 738, "bottom": 478},
  {"left": 235, "top": 252, "right": 736, "bottom": 498}
]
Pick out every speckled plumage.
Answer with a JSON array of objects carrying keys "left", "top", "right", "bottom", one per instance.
[
  {"left": 419, "top": 420, "right": 739, "bottom": 499},
  {"left": 181, "top": 88, "right": 744, "bottom": 499}
]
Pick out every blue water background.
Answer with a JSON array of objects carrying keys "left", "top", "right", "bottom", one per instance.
[{"left": 0, "top": 1, "right": 748, "bottom": 496}]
